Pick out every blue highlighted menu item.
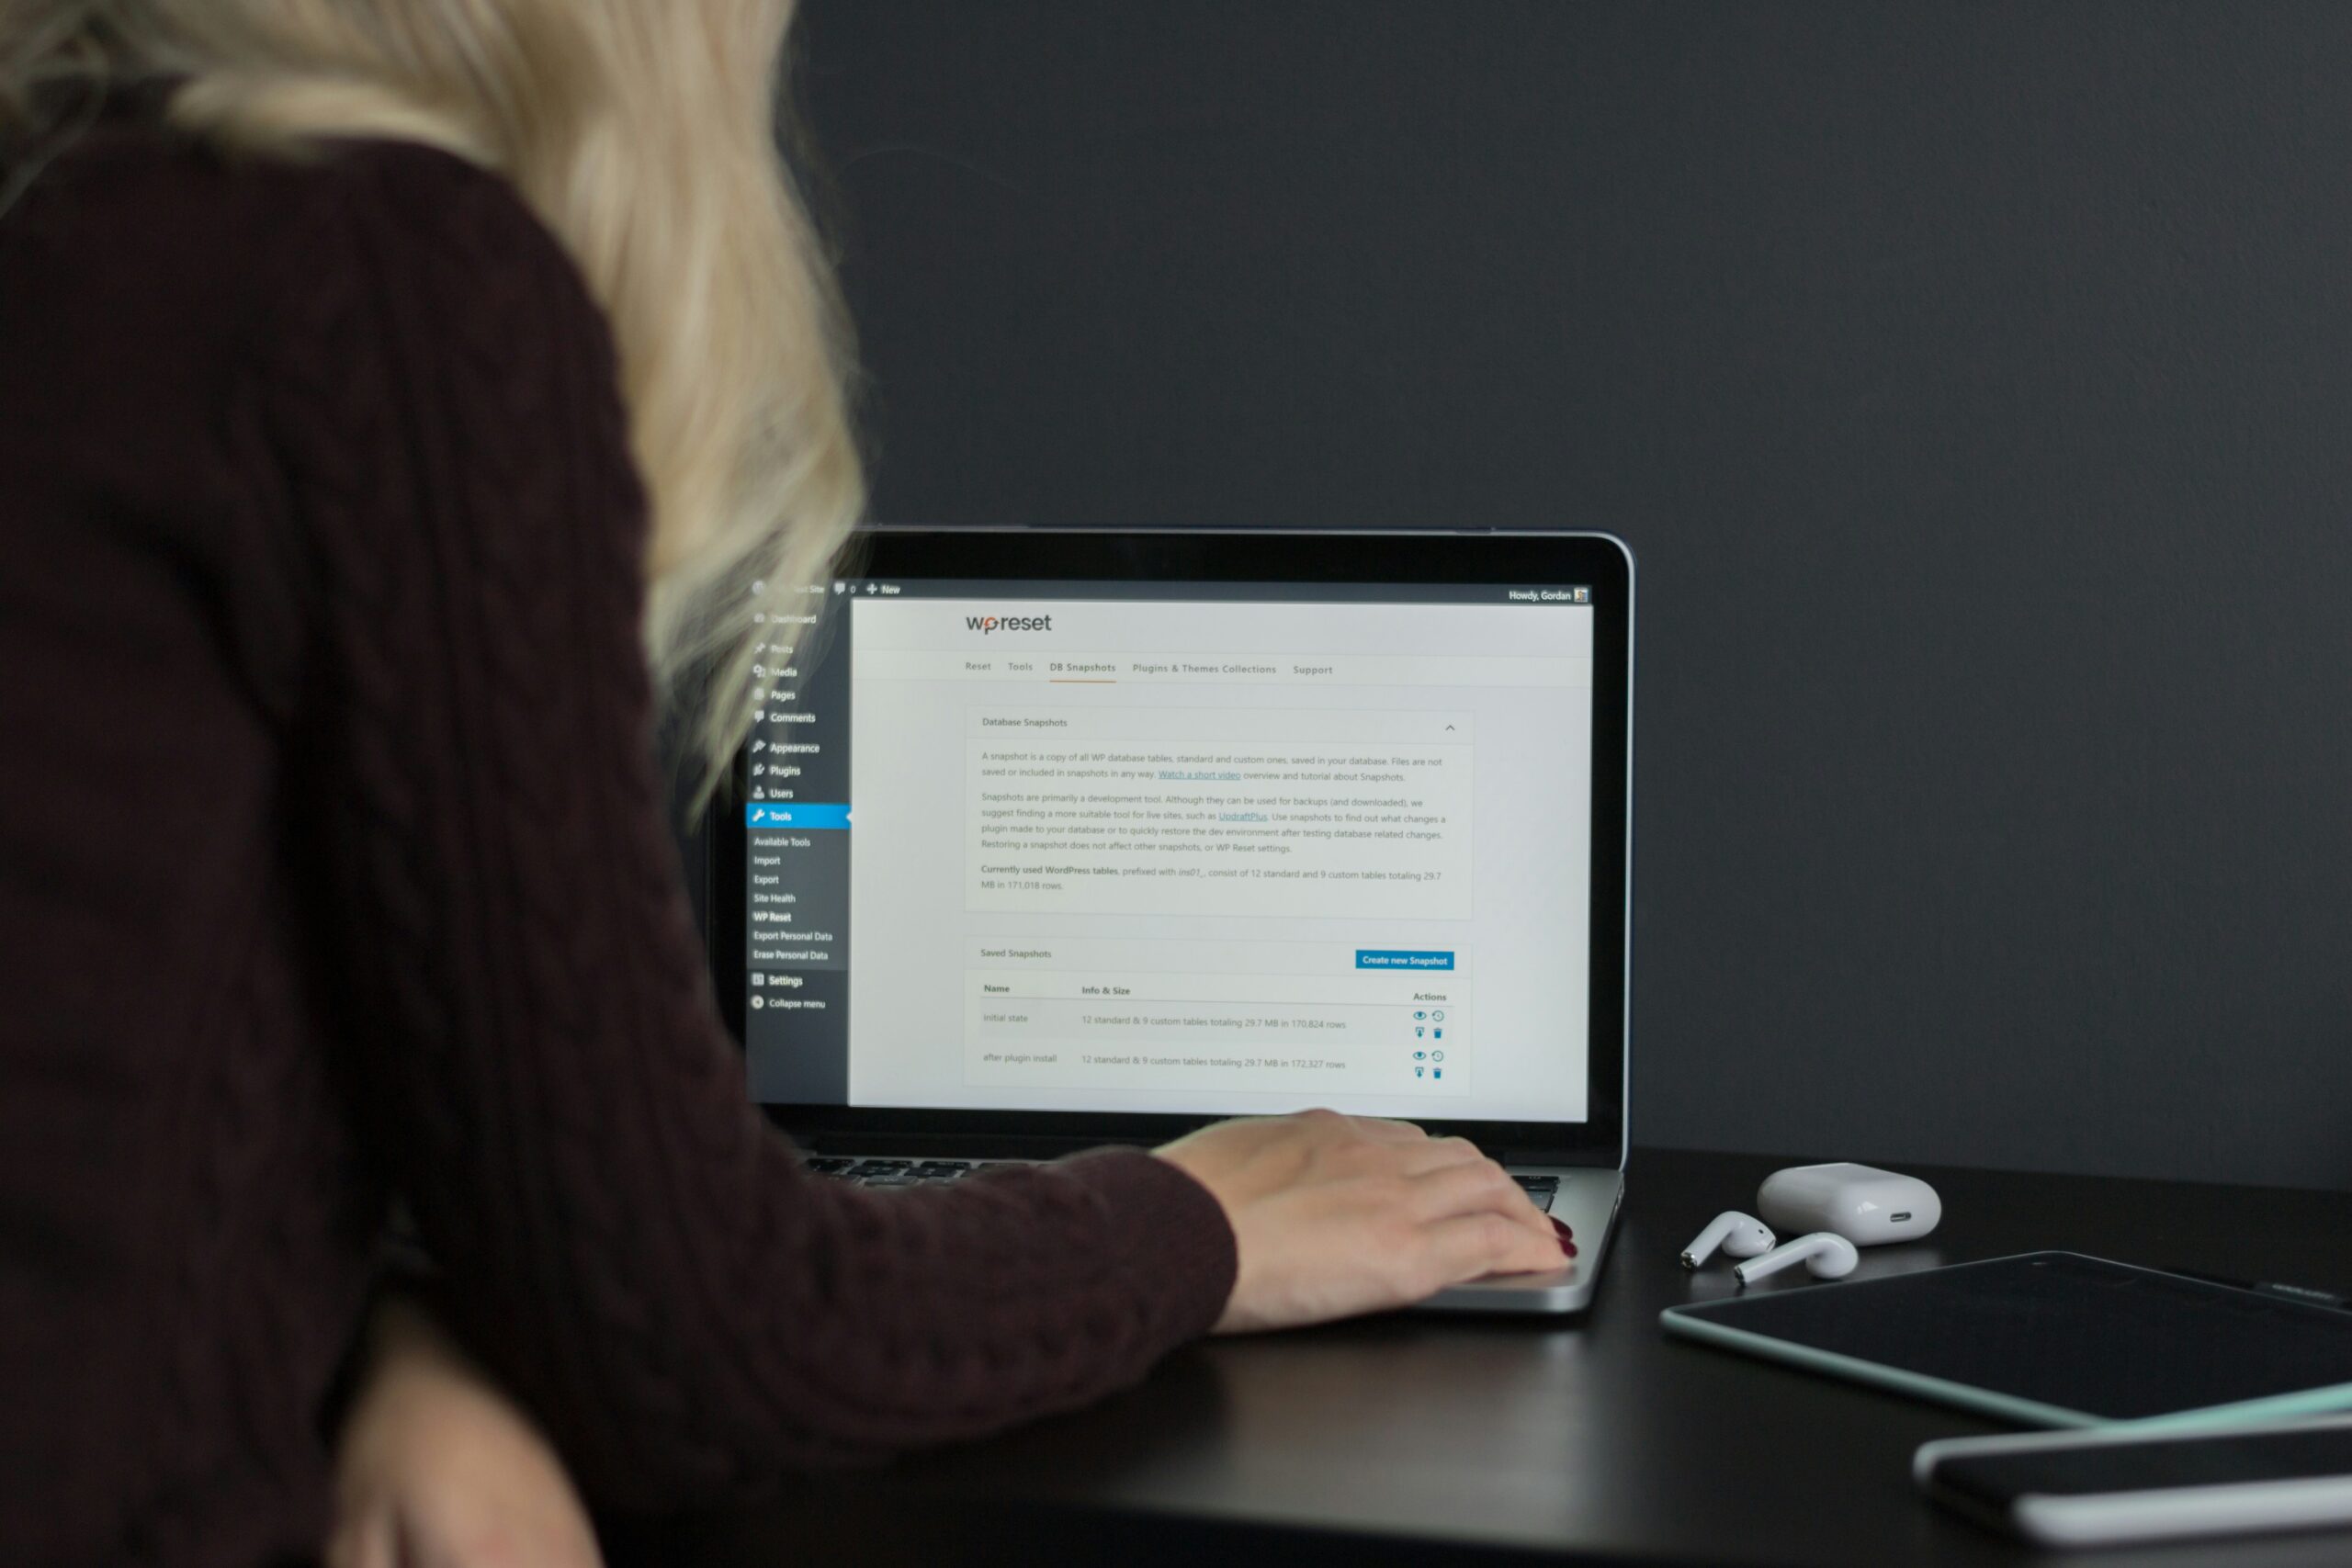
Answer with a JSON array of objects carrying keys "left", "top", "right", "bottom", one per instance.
[
  {"left": 745, "top": 803, "right": 852, "bottom": 830},
  {"left": 1355, "top": 949, "right": 1455, "bottom": 970}
]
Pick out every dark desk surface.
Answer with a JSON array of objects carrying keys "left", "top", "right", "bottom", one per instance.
[{"left": 617, "top": 1148, "right": 2352, "bottom": 1568}]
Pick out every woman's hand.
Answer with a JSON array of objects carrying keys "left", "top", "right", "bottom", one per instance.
[
  {"left": 1156, "top": 1109, "right": 1569, "bottom": 1334},
  {"left": 330, "top": 1297, "right": 604, "bottom": 1568}
]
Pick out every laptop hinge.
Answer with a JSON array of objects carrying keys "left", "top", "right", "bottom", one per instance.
[
  {"left": 792, "top": 1129, "right": 1152, "bottom": 1161},
  {"left": 1499, "top": 1147, "right": 1607, "bottom": 1168}
]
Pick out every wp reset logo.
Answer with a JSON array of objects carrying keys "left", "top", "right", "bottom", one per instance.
[{"left": 966, "top": 614, "right": 1055, "bottom": 634}]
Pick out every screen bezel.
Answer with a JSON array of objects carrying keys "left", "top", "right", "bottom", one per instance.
[{"left": 708, "top": 526, "right": 1633, "bottom": 1164}]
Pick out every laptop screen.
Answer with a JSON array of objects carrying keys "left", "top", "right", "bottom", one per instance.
[{"left": 738, "top": 572, "right": 1603, "bottom": 1128}]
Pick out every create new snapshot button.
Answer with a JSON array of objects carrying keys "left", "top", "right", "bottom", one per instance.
[
  {"left": 1354, "top": 949, "right": 1455, "bottom": 971},
  {"left": 745, "top": 803, "right": 851, "bottom": 830}
]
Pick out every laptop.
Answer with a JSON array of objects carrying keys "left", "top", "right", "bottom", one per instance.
[{"left": 707, "top": 527, "right": 1633, "bottom": 1314}]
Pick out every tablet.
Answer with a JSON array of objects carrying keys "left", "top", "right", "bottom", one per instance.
[{"left": 1661, "top": 1252, "right": 2352, "bottom": 1428}]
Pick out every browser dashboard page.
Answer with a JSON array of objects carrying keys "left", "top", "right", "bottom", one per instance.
[{"left": 742, "top": 581, "right": 1596, "bottom": 1123}]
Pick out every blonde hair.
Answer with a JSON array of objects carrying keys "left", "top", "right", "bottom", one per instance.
[{"left": 0, "top": 0, "right": 864, "bottom": 807}]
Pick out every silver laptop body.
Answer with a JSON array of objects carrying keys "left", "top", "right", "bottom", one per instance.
[{"left": 712, "top": 527, "right": 1634, "bottom": 1316}]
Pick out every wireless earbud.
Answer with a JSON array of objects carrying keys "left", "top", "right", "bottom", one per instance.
[
  {"left": 1680, "top": 1212, "right": 1776, "bottom": 1269},
  {"left": 1733, "top": 1232, "right": 1860, "bottom": 1285}
]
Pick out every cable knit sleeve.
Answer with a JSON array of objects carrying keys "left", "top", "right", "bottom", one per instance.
[{"left": 264, "top": 144, "right": 1235, "bottom": 1508}]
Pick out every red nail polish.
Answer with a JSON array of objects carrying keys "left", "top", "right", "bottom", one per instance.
[{"left": 1552, "top": 1216, "right": 1577, "bottom": 1258}]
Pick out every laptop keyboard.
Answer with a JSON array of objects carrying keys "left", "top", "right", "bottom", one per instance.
[
  {"left": 808, "top": 1156, "right": 1559, "bottom": 1212},
  {"left": 804, "top": 1156, "right": 1012, "bottom": 1190}
]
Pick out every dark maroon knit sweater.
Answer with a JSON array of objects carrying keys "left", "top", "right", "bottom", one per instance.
[{"left": 0, "top": 113, "right": 1236, "bottom": 1568}]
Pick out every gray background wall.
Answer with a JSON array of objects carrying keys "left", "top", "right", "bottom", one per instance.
[{"left": 781, "top": 0, "right": 2352, "bottom": 1190}]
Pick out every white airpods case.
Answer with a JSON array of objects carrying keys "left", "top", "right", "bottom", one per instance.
[{"left": 1757, "top": 1162, "right": 1940, "bottom": 1246}]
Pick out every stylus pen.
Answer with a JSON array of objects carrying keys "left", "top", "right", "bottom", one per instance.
[{"left": 2165, "top": 1267, "right": 2352, "bottom": 1311}]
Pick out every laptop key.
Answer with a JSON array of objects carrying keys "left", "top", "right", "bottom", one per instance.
[
  {"left": 1514, "top": 1174, "right": 1560, "bottom": 1191},
  {"left": 805, "top": 1157, "right": 856, "bottom": 1176}
]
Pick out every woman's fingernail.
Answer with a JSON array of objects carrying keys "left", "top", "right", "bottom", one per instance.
[{"left": 1552, "top": 1216, "right": 1577, "bottom": 1258}]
